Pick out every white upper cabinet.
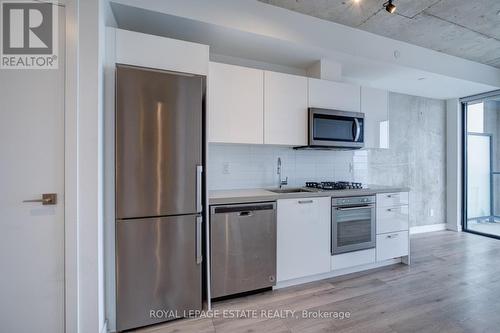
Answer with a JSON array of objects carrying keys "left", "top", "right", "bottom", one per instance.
[
  {"left": 208, "top": 62, "right": 264, "bottom": 144},
  {"left": 362, "top": 86, "right": 389, "bottom": 149},
  {"left": 308, "top": 78, "right": 360, "bottom": 112},
  {"left": 114, "top": 28, "right": 209, "bottom": 75},
  {"left": 264, "top": 71, "right": 308, "bottom": 146}
]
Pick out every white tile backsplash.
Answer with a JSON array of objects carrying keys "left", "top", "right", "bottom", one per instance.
[{"left": 208, "top": 143, "right": 361, "bottom": 190}]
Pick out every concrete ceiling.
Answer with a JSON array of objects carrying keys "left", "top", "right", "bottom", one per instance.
[
  {"left": 109, "top": 0, "right": 500, "bottom": 98},
  {"left": 258, "top": 0, "right": 500, "bottom": 68}
]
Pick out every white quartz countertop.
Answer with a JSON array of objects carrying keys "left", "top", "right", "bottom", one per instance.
[{"left": 209, "top": 185, "right": 410, "bottom": 205}]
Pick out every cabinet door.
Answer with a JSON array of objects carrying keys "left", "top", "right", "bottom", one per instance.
[
  {"left": 362, "top": 86, "right": 389, "bottom": 149},
  {"left": 208, "top": 62, "right": 264, "bottom": 144},
  {"left": 264, "top": 71, "right": 308, "bottom": 146},
  {"left": 376, "top": 231, "right": 409, "bottom": 261},
  {"left": 277, "top": 197, "right": 331, "bottom": 282},
  {"left": 308, "top": 78, "right": 360, "bottom": 112},
  {"left": 377, "top": 205, "right": 409, "bottom": 234}
]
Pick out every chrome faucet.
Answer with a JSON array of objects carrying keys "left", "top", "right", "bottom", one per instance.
[{"left": 277, "top": 157, "right": 288, "bottom": 189}]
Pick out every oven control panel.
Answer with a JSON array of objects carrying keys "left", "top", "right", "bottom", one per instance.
[{"left": 332, "top": 196, "right": 375, "bottom": 207}]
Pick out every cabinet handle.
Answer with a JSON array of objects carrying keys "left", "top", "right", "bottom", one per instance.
[
  {"left": 298, "top": 200, "right": 313, "bottom": 204},
  {"left": 387, "top": 208, "right": 398, "bottom": 212},
  {"left": 387, "top": 194, "right": 399, "bottom": 198},
  {"left": 387, "top": 234, "right": 399, "bottom": 239}
]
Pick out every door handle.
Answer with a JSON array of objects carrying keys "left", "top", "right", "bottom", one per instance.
[
  {"left": 354, "top": 118, "right": 361, "bottom": 142},
  {"left": 196, "top": 215, "right": 203, "bottom": 264},
  {"left": 336, "top": 205, "right": 374, "bottom": 211},
  {"left": 23, "top": 193, "right": 57, "bottom": 205},
  {"left": 196, "top": 165, "right": 203, "bottom": 213}
]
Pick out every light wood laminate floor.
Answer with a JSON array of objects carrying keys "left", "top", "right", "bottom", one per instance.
[{"left": 131, "top": 231, "right": 500, "bottom": 333}]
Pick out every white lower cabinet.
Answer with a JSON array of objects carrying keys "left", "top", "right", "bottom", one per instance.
[
  {"left": 376, "top": 231, "right": 409, "bottom": 261},
  {"left": 277, "top": 197, "right": 331, "bottom": 282},
  {"left": 376, "top": 204, "right": 409, "bottom": 234},
  {"left": 331, "top": 249, "right": 375, "bottom": 271},
  {"left": 375, "top": 191, "right": 410, "bottom": 262}
]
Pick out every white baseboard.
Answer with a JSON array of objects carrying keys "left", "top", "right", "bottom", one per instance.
[
  {"left": 410, "top": 223, "right": 447, "bottom": 234},
  {"left": 274, "top": 258, "right": 402, "bottom": 289}
]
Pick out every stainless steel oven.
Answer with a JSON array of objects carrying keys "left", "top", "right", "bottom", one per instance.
[
  {"left": 308, "top": 108, "right": 364, "bottom": 149},
  {"left": 332, "top": 196, "right": 375, "bottom": 255}
]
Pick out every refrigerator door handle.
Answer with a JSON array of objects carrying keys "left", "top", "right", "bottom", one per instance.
[
  {"left": 196, "top": 215, "right": 203, "bottom": 264},
  {"left": 196, "top": 165, "right": 203, "bottom": 213}
]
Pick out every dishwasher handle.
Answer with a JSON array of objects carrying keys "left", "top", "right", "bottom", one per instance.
[
  {"left": 238, "top": 211, "right": 253, "bottom": 217},
  {"left": 212, "top": 203, "right": 276, "bottom": 215}
]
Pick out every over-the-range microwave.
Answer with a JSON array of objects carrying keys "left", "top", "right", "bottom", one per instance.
[{"left": 295, "top": 108, "right": 365, "bottom": 150}]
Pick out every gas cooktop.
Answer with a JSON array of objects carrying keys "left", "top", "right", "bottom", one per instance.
[{"left": 305, "top": 181, "right": 364, "bottom": 191}]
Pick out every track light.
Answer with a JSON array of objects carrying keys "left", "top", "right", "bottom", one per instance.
[{"left": 384, "top": 0, "right": 396, "bottom": 13}]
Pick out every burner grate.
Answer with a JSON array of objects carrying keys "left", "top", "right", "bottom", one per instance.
[{"left": 305, "top": 181, "right": 363, "bottom": 190}]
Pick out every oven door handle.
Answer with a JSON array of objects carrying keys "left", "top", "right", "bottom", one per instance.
[{"left": 335, "top": 205, "right": 374, "bottom": 211}]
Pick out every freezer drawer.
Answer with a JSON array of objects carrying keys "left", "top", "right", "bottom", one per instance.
[
  {"left": 116, "top": 215, "right": 202, "bottom": 331},
  {"left": 210, "top": 203, "right": 276, "bottom": 298}
]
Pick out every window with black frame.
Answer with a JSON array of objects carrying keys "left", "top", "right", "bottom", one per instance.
[{"left": 463, "top": 96, "right": 500, "bottom": 237}]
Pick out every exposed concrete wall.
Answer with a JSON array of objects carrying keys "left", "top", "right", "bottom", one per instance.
[{"left": 363, "top": 92, "right": 447, "bottom": 227}]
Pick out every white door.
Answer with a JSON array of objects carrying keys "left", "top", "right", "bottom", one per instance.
[{"left": 0, "top": 6, "right": 65, "bottom": 333}]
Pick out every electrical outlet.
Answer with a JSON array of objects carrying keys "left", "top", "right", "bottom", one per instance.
[{"left": 222, "top": 162, "right": 230, "bottom": 174}]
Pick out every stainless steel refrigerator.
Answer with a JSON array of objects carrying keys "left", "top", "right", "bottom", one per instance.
[{"left": 115, "top": 64, "right": 204, "bottom": 331}]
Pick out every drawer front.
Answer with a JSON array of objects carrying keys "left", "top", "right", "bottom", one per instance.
[
  {"left": 377, "top": 192, "right": 409, "bottom": 208},
  {"left": 376, "top": 231, "right": 408, "bottom": 262},
  {"left": 376, "top": 205, "right": 409, "bottom": 234},
  {"left": 331, "top": 248, "right": 375, "bottom": 271}
]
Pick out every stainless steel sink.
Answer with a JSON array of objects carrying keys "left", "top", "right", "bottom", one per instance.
[{"left": 268, "top": 188, "right": 315, "bottom": 194}]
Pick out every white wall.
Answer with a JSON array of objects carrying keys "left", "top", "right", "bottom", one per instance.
[
  {"left": 446, "top": 99, "right": 462, "bottom": 231},
  {"left": 77, "top": 0, "right": 106, "bottom": 332}
]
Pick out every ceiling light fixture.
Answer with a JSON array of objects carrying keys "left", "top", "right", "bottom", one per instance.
[{"left": 384, "top": 0, "right": 396, "bottom": 14}]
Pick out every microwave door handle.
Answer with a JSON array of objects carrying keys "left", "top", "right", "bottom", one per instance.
[{"left": 354, "top": 118, "right": 361, "bottom": 142}]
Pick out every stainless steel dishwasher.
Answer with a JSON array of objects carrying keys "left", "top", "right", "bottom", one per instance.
[{"left": 210, "top": 202, "right": 276, "bottom": 298}]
